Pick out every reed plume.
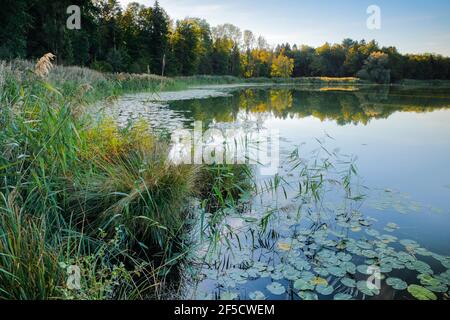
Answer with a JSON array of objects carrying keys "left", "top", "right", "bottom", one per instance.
[{"left": 34, "top": 53, "right": 56, "bottom": 78}]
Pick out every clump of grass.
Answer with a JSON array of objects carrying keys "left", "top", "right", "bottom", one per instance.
[
  {"left": 68, "top": 118, "right": 199, "bottom": 250},
  {"left": 198, "top": 164, "right": 254, "bottom": 213},
  {"left": 0, "top": 56, "right": 262, "bottom": 300},
  {"left": 0, "top": 56, "right": 205, "bottom": 300},
  {"left": 0, "top": 191, "right": 63, "bottom": 300}
]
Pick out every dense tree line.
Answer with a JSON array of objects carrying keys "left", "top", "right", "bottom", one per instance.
[{"left": 1, "top": 0, "right": 450, "bottom": 82}]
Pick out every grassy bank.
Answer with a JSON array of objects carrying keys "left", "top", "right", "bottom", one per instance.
[{"left": 0, "top": 59, "right": 251, "bottom": 299}]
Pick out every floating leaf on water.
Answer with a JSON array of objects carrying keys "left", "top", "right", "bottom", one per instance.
[
  {"left": 249, "top": 291, "right": 266, "bottom": 300},
  {"left": 386, "top": 222, "right": 399, "bottom": 229},
  {"left": 300, "top": 271, "right": 315, "bottom": 281},
  {"left": 283, "top": 267, "right": 301, "bottom": 281},
  {"left": 412, "top": 261, "right": 433, "bottom": 274},
  {"left": 400, "top": 239, "right": 420, "bottom": 248},
  {"left": 380, "top": 264, "right": 393, "bottom": 273},
  {"left": 426, "top": 284, "right": 448, "bottom": 293},
  {"left": 378, "top": 234, "right": 397, "bottom": 244},
  {"left": 316, "top": 284, "right": 334, "bottom": 296},
  {"left": 341, "top": 277, "right": 357, "bottom": 288},
  {"left": 365, "top": 229, "right": 380, "bottom": 237},
  {"left": 356, "top": 241, "right": 373, "bottom": 250},
  {"left": 259, "top": 270, "right": 272, "bottom": 278},
  {"left": 310, "top": 277, "right": 328, "bottom": 286},
  {"left": 418, "top": 274, "right": 441, "bottom": 287},
  {"left": 220, "top": 291, "right": 238, "bottom": 300},
  {"left": 266, "top": 282, "right": 286, "bottom": 295},
  {"left": 333, "top": 293, "right": 353, "bottom": 300},
  {"left": 351, "top": 226, "right": 362, "bottom": 232},
  {"left": 314, "top": 267, "right": 329, "bottom": 277},
  {"left": 298, "top": 291, "right": 318, "bottom": 300},
  {"left": 247, "top": 268, "right": 260, "bottom": 279},
  {"left": 294, "top": 279, "right": 315, "bottom": 291},
  {"left": 386, "top": 277, "right": 407, "bottom": 290},
  {"left": 434, "top": 273, "right": 450, "bottom": 286},
  {"left": 359, "top": 219, "right": 371, "bottom": 227},
  {"left": 277, "top": 241, "right": 292, "bottom": 251},
  {"left": 337, "top": 252, "right": 352, "bottom": 262},
  {"left": 342, "top": 261, "right": 357, "bottom": 274},
  {"left": 361, "top": 250, "right": 377, "bottom": 258},
  {"left": 271, "top": 272, "right": 284, "bottom": 281},
  {"left": 295, "top": 260, "right": 311, "bottom": 271},
  {"left": 327, "top": 266, "right": 347, "bottom": 277},
  {"left": 357, "top": 265, "right": 373, "bottom": 275},
  {"left": 414, "top": 247, "right": 432, "bottom": 257},
  {"left": 440, "top": 257, "right": 450, "bottom": 269},
  {"left": 407, "top": 285, "right": 437, "bottom": 300},
  {"left": 357, "top": 281, "right": 380, "bottom": 296}
]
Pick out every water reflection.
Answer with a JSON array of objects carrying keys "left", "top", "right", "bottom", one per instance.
[
  {"left": 169, "top": 86, "right": 450, "bottom": 126},
  {"left": 105, "top": 85, "right": 450, "bottom": 300},
  {"left": 170, "top": 85, "right": 450, "bottom": 301}
]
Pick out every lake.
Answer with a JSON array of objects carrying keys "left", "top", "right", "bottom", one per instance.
[{"left": 109, "top": 84, "right": 450, "bottom": 300}]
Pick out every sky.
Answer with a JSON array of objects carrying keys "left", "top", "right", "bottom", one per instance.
[{"left": 118, "top": 0, "right": 450, "bottom": 56}]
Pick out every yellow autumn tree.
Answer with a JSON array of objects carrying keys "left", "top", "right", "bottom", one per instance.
[{"left": 271, "top": 51, "right": 294, "bottom": 78}]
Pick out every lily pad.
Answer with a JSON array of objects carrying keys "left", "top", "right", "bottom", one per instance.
[
  {"left": 295, "top": 260, "right": 311, "bottom": 271},
  {"left": 333, "top": 293, "right": 353, "bottom": 300},
  {"left": 327, "top": 266, "right": 347, "bottom": 277},
  {"left": 249, "top": 291, "right": 266, "bottom": 300},
  {"left": 311, "top": 277, "right": 328, "bottom": 286},
  {"left": 316, "top": 284, "right": 334, "bottom": 296},
  {"left": 407, "top": 285, "right": 437, "bottom": 300},
  {"left": 266, "top": 282, "right": 286, "bottom": 295},
  {"left": 357, "top": 281, "right": 380, "bottom": 296},
  {"left": 277, "top": 241, "right": 292, "bottom": 251},
  {"left": 426, "top": 284, "right": 448, "bottom": 293},
  {"left": 294, "top": 279, "right": 314, "bottom": 291},
  {"left": 342, "top": 262, "right": 357, "bottom": 274},
  {"left": 220, "top": 291, "right": 238, "bottom": 300},
  {"left": 271, "top": 272, "right": 284, "bottom": 280},
  {"left": 283, "top": 267, "right": 301, "bottom": 281},
  {"left": 386, "top": 277, "right": 407, "bottom": 290},
  {"left": 314, "top": 267, "right": 329, "bottom": 277},
  {"left": 400, "top": 239, "right": 420, "bottom": 249},
  {"left": 298, "top": 291, "right": 318, "bottom": 300},
  {"left": 418, "top": 274, "right": 441, "bottom": 287},
  {"left": 341, "top": 277, "right": 357, "bottom": 288},
  {"left": 365, "top": 229, "right": 380, "bottom": 237},
  {"left": 357, "top": 265, "right": 373, "bottom": 275}
]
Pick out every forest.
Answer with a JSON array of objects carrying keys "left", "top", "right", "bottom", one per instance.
[{"left": 1, "top": 0, "right": 450, "bottom": 83}]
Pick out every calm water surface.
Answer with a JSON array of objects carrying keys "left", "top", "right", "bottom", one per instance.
[{"left": 113, "top": 85, "right": 450, "bottom": 300}]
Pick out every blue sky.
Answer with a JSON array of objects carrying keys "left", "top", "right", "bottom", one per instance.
[{"left": 118, "top": 0, "right": 450, "bottom": 56}]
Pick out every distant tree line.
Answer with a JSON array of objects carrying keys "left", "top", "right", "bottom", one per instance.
[{"left": 1, "top": 0, "right": 450, "bottom": 83}]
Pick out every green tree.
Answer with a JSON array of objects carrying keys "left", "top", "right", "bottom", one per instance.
[
  {"left": 0, "top": 0, "right": 30, "bottom": 59},
  {"left": 357, "top": 51, "right": 391, "bottom": 83},
  {"left": 271, "top": 50, "right": 294, "bottom": 78},
  {"left": 171, "top": 19, "right": 202, "bottom": 75}
]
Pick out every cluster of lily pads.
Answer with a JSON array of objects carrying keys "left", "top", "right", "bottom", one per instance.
[
  {"left": 192, "top": 219, "right": 450, "bottom": 300},
  {"left": 184, "top": 144, "right": 449, "bottom": 301},
  {"left": 367, "top": 188, "right": 444, "bottom": 215}
]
